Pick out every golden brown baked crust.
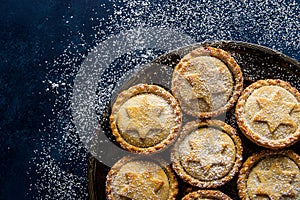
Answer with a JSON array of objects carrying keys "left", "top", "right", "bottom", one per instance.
[
  {"left": 238, "top": 150, "right": 300, "bottom": 200},
  {"left": 106, "top": 156, "right": 178, "bottom": 200},
  {"left": 110, "top": 84, "right": 182, "bottom": 154},
  {"left": 235, "top": 79, "right": 300, "bottom": 149},
  {"left": 182, "top": 190, "right": 232, "bottom": 200},
  {"left": 171, "top": 120, "right": 243, "bottom": 188},
  {"left": 171, "top": 46, "right": 243, "bottom": 118}
]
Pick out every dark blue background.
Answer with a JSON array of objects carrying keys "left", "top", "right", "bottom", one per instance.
[
  {"left": 0, "top": 1, "right": 104, "bottom": 199},
  {"left": 0, "top": 0, "right": 299, "bottom": 199}
]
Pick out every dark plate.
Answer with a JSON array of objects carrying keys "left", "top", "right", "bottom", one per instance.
[{"left": 88, "top": 41, "right": 300, "bottom": 200}]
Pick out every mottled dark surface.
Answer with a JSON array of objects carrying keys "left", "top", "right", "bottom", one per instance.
[
  {"left": 1, "top": 0, "right": 299, "bottom": 199},
  {"left": 0, "top": 1, "right": 104, "bottom": 199}
]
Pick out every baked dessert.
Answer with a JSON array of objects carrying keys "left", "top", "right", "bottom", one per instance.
[
  {"left": 110, "top": 84, "right": 182, "bottom": 154},
  {"left": 182, "top": 190, "right": 232, "bottom": 200},
  {"left": 106, "top": 156, "right": 178, "bottom": 200},
  {"left": 238, "top": 150, "right": 300, "bottom": 200},
  {"left": 171, "top": 120, "right": 243, "bottom": 188},
  {"left": 235, "top": 79, "right": 300, "bottom": 149},
  {"left": 171, "top": 46, "right": 243, "bottom": 118}
]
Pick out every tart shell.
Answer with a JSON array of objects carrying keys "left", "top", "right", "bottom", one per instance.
[
  {"left": 182, "top": 190, "right": 232, "bottom": 200},
  {"left": 106, "top": 156, "right": 178, "bottom": 200},
  {"left": 171, "top": 120, "right": 243, "bottom": 188},
  {"left": 110, "top": 84, "right": 182, "bottom": 154},
  {"left": 171, "top": 46, "right": 243, "bottom": 118},
  {"left": 238, "top": 150, "right": 300, "bottom": 200}
]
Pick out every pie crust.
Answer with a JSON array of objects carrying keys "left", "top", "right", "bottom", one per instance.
[
  {"left": 171, "top": 120, "right": 243, "bottom": 188},
  {"left": 235, "top": 79, "right": 300, "bottom": 149},
  {"left": 238, "top": 150, "right": 300, "bottom": 200},
  {"left": 110, "top": 84, "right": 182, "bottom": 154},
  {"left": 182, "top": 190, "right": 232, "bottom": 200},
  {"left": 106, "top": 156, "right": 178, "bottom": 200},
  {"left": 171, "top": 46, "right": 243, "bottom": 118}
]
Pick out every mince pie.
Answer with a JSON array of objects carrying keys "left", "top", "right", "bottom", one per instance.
[
  {"left": 171, "top": 47, "right": 243, "bottom": 118},
  {"left": 182, "top": 190, "right": 232, "bottom": 200},
  {"left": 236, "top": 79, "right": 300, "bottom": 149},
  {"left": 238, "top": 150, "right": 300, "bottom": 200},
  {"left": 110, "top": 84, "right": 182, "bottom": 154},
  {"left": 171, "top": 120, "right": 243, "bottom": 188},
  {"left": 106, "top": 156, "right": 178, "bottom": 200}
]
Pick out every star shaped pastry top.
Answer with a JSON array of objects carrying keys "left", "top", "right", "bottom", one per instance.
[
  {"left": 184, "top": 73, "right": 211, "bottom": 106},
  {"left": 254, "top": 161, "right": 297, "bottom": 200},
  {"left": 183, "top": 67, "right": 227, "bottom": 106},
  {"left": 186, "top": 138, "right": 229, "bottom": 172},
  {"left": 253, "top": 91, "right": 296, "bottom": 133},
  {"left": 118, "top": 171, "right": 164, "bottom": 200},
  {"left": 125, "top": 98, "right": 164, "bottom": 140}
]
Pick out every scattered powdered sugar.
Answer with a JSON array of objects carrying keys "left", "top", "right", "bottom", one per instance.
[{"left": 29, "top": 0, "right": 299, "bottom": 199}]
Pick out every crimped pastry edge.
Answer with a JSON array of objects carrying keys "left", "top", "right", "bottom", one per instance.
[
  {"left": 171, "top": 46, "right": 244, "bottom": 118},
  {"left": 105, "top": 155, "right": 178, "bottom": 200},
  {"left": 171, "top": 120, "right": 243, "bottom": 188},
  {"left": 182, "top": 189, "right": 232, "bottom": 200},
  {"left": 235, "top": 79, "right": 300, "bottom": 149},
  {"left": 110, "top": 84, "right": 182, "bottom": 154},
  {"left": 237, "top": 150, "right": 300, "bottom": 200}
]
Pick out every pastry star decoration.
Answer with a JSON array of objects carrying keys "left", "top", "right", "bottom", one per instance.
[
  {"left": 126, "top": 98, "right": 164, "bottom": 141},
  {"left": 184, "top": 74, "right": 211, "bottom": 106},
  {"left": 186, "top": 138, "right": 229, "bottom": 172},
  {"left": 254, "top": 161, "right": 297, "bottom": 200},
  {"left": 184, "top": 67, "right": 227, "bottom": 106},
  {"left": 253, "top": 91, "right": 296, "bottom": 133},
  {"left": 118, "top": 171, "right": 164, "bottom": 200}
]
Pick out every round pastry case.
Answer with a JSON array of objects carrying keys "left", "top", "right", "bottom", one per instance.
[{"left": 88, "top": 41, "right": 300, "bottom": 200}]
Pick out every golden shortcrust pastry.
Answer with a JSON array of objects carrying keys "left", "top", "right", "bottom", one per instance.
[
  {"left": 235, "top": 79, "right": 300, "bottom": 149},
  {"left": 110, "top": 84, "right": 182, "bottom": 154},
  {"left": 238, "top": 150, "right": 300, "bottom": 200},
  {"left": 182, "top": 190, "right": 232, "bottom": 200},
  {"left": 106, "top": 156, "right": 178, "bottom": 200},
  {"left": 171, "top": 46, "right": 243, "bottom": 118},
  {"left": 171, "top": 120, "right": 243, "bottom": 188}
]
